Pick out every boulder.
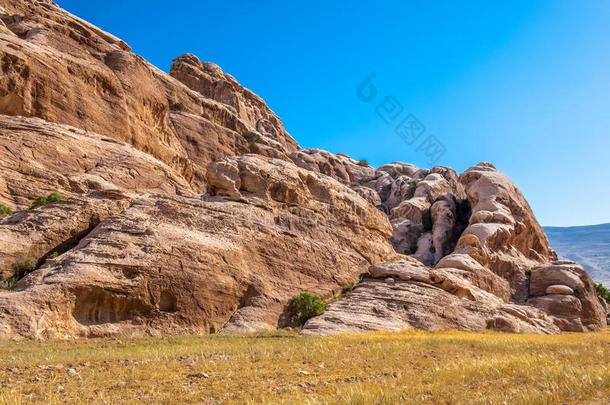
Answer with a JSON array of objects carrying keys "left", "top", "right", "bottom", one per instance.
[
  {"left": 528, "top": 261, "right": 606, "bottom": 331},
  {"left": 454, "top": 163, "right": 557, "bottom": 301},
  {"left": 545, "top": 285, "right": 574, "bottom": 295}
]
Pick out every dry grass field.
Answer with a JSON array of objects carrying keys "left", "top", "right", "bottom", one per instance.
[{"left": 0, "top": 329, "right": 608, "bottom": 404}]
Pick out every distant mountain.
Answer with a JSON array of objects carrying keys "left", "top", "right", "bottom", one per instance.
[{"left": 544, "top": 223, "right": 610, "bottom": 286}]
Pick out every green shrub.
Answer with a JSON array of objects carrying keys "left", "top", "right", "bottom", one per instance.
[
  {"left": 405, "top": 181, "right": 417, "bottom": 199},
  {"left": 30, "top": 192, "right": 68, "bottom": 209},
  {"left": 12, "top": 257, "right": 38, "bottom": 279},
  {"left": 290, "top": 292, "right": 326, "bottom": 325},
  {"left": 48, "top": 251, "right": 59, "bottom": 259},
  {"left": 0, "top": 277, "right": 17, "bottom": 290},
  {"left": 3, "top": 257, "right": 38, "bottom": 290},
  {"left": 0, "top": 204, "right": 12, "bottom": 218},
  {"left": 242, "top": 131, "right": 261, "bottom": 143},
  {"left": 171, "top": 102, "right": 185, "bottom": 111},
  {"left": 357, "top": 159, "right": 369, "bottom": 167},
  {"left": 595, "top": 283, "right": 610, "bottom": 303}
]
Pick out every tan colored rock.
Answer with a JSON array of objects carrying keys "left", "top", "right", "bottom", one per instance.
[
  {"left": 386, "top": 176, "right": 416, "bottom": 210},
  {"left": 0, "top": 155, "right": 398, "bottom": 338},
  {"left": 436, "top": 254, "right": 510, "bottom": 301},
  {"left": 389, "top": 218, "right": 423, "bottom": 255},
  {"left": 288, "top": 149, "right": 377, "bottom": 184},
  {"left": 391, "top": 197, "right": 429, "bottom": 223},
  {"left": 169, "top": 54, "right": 298, "bottom": 154},
  {"left": 454, "top": 163, "right": 557, "bottom": 301},
  {"left": 0, "top": 1, "right": 298, "bottom": 193},
  {"left": 0, "top": 115, "right": 192, "bottom": 210},
  {"left": 0, "top": 191, "right": 132, "bottom": 282},
  {"left": 528, "top": 261, "right": 606, "bottom": 331},
  {"left": 545, "top": 285, "right": 573, "bottom": 295},
  {"left": 351, "top": 185, "right": 382, "bottom": 207},
  {"left": 377, "top": 162, "right": 419, "bottom": 178},
  {"left": 302, "top": 276, "right": 558, "bottom": 336}
]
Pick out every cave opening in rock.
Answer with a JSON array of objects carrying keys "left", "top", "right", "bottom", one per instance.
[{"left": 159, "top": 289, "right": 177, "bottom": 313}]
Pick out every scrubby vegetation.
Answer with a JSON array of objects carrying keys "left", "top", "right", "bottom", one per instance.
[
  {"left": 170, "top": 102, "right": 185, "bottom": 111},
  {"left": 0, "top": 204, "right": 12, "bottom": 218},
  {"left": 290, "top": 292, "right": 326, "bottom": 325},
  {"left": 1, "top": 257, "right": 38, "bottom": 290},
  {"left": 595, "top": 282, "right": 610, "bottom": 303},
  {"left": 418, "top": 169, "right": 430, "bottom": 178},
  {"left": 357, "top": 159, "right": 369, "bottom": 167},
  {"left": 30, "top": 192, "right": 68, "bottom": 209},
  {"left": 0, "top": 330, "right": 607, "bottom": 403},
  {"left": 48, "top": 251, "right": 59, "bottom": 259},
  {"left": 405, "top": 180, "right": 418, "bottom": 199},
  {"left": 242, "top": 131, "right": 261, "bottom": 143}
]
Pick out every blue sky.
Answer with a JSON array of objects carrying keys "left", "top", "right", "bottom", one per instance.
[{"left": 57, "top": 0, "right": 610, "bottom": 227}]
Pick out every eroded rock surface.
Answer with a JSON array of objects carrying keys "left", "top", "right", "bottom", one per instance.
[
  {"left": 0, "top": 1, "right": 605, "bottom": 338},
  {"left": 0, "top": 155, "right": 398, "bottom": 338}
]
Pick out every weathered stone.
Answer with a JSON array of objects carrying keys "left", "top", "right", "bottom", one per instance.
[{"left": 545, "top": 285, "right": 574, "bottom": 295}]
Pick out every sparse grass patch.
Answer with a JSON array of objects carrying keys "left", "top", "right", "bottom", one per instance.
[
  {"left": 242, "top": 131, "right": 261, "bottom": 143},
  {"left": 30, "top": 192, "right": 68, "bottom": 209},
  {"left": 0, "top": 330, "right": 607, "bottom": 404},
  {"left": 0, "top": 204, "right": 12, "bottom": 218},
  {"left": 290, "top": 292, "right": 325, "bottom": 325}
]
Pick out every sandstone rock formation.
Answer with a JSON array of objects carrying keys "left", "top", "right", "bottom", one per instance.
[
  {"left": 0, "top": 0, "right": 605, "bottom": 338},
  {"left": 0, "top": 154, "right": 398, "bottom": 337}
]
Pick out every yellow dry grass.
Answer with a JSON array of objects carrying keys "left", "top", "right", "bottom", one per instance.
[{"left": 0, "top": 329, "right": 608, "bottom": 404}]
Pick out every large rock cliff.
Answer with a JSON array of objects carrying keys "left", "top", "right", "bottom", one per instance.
[{"left": 0, "top": 0, "right": 605, "bottom": 338}]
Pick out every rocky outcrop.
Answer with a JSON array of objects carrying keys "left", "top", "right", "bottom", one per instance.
[
  {"left": 527, "top": 261, "right": 606, "bottom": 331},
  {"left": 303, "top": 162, "right": 606, "bottom": 334},
  {"left": 0, "top": 0, "right": 297, "bottom": 193},
  {"left": 303, "top": 260, "right": 560, "bottom": 335},
  {"left": 454, "top": 163, "right": 557, "bottom": 301},
  {"left": 0, "top": 1, "right": 604, "bottom": 338},
  {"left": 0, "top": 115, "right": 192, "bottom": 210},
  {"left": 0, "top": 155, "right": 398, "bottom": 338}
]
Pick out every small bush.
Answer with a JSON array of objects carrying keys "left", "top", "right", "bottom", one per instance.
[
  {"left": 171, "top": 102, "right": 185, "bottom": 111},
  {"left": 595, "top": 283, "right": 610, "bottom": 303},
  {"left": 48, "top": 251, "right": 59, "bottom": 259},
  {"left": 242, "top": 131, "right": 261, "bottom": 143},
  {"left": 0, "top": 204, "right": 12, "bottom": 218},
  {"left": 12, "top": 257, "right": 38, "bottom": 279},
  {"left": 290, "top": 292, "right": 326, "bottom": 325},
  {"left": 30, "top": 192, "right": 68, "bottom": 209},
  {"left": 357, "top": 159, "right": 369, "bottom": 167},
  {"left": 418, "top": 169, "right": 430, "bottom": 179},
  {"left": 0, "top": 277, "right": 17, "bottom": 290},
  {"left": 405, "top": 181, "right": 417, "bottom": 199}
]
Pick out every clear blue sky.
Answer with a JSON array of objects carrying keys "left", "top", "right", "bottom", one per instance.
[{"left": 57, "top": 0, "right": 610, "bottom": 227}]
